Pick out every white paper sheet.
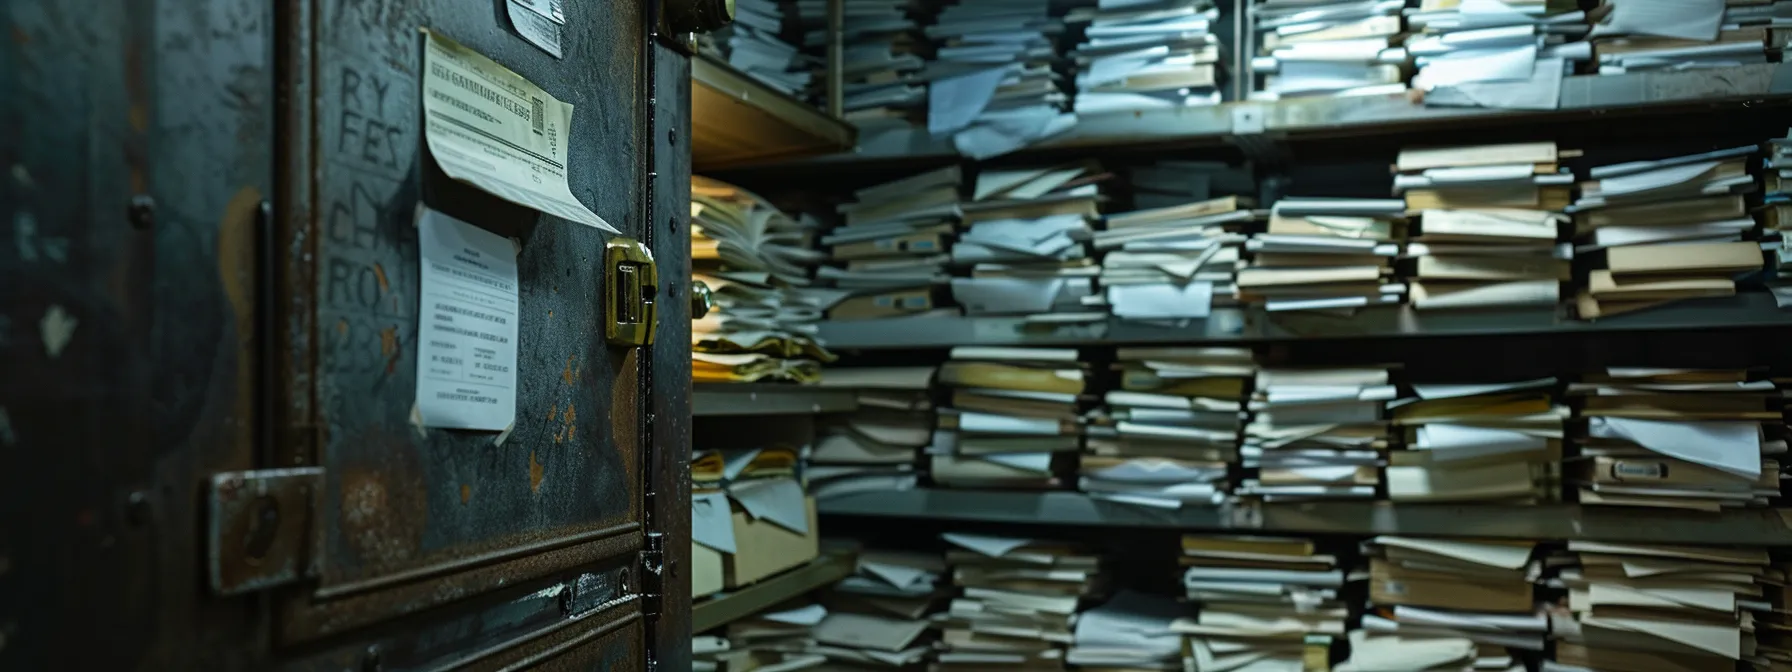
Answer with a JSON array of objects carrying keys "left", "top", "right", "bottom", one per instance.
[
  {"left": 943, "top": 532, "right": 1033, "bottom": 557},
  {"left": 981, "top": 452, "right": 1055, "bottom": 472},
  {"left": 1416, "top": 45, "right": 1537, "bottom": 89},
  {"left": 860, "top": 560, "right": 932, "bottom": 589},
  {"left": 1592, "top": 0, "right": 1724, "bottom": 41},
  {"left": 691, "top": 492, "right": 737, "bottom": 553},
  {"left": 1426, "top": 57, "right": 1563, "bottom": 110},
  {"left": 1416, "top": 425, "right": 1548, "bottom": 457},
  {"left": 414, "top": 208, "right": 520, "bottom": 431},
  {"left": 1587, "top": 417, "right": 1762, "bottom": 479},
  {"left": 1089, "top": 459, "right": 1228, "bottom": 484},
  {"left": 1108, "top": 282, "right": 1215, "bottom": 320},
  {"left": 1412, "top": 378, "right": 1554, "bottom": 400},
  {"left": 929, "top": 67, "right": 1009, "bottom": 135},
  {"left": 953, "top": 107, "right": 1077, "bottom": 160},
  {"left": 729, "top": 477, "right": 811, "bottom": 534},
  {"left": 763, "top": 604, "right": 829, "bottom": 626},
  {"left": 958, "top": 411, "right": 1062, "bottom": 436}
]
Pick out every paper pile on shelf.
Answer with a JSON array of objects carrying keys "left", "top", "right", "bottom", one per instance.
[
  {"left": 710, "top": 603, "right": 831, "bottom": 671},
  {"left": 926, "top": 0, "right": 1077, "bottom": 159},
  {"left": 931, "top": 347, "right": 1087, "bottom": 489},
  {"left": 1172, "top": 534, "right": 1363, "bottom": 670},
  {"left": 937, "top": 532, "right": 1107, "bottom": 670},
  {"left": 1387, "top": 377, "right": 1565, "bottom": 503},
  {"left": 1066, "top": 0, "right": 1225, "bottom": 115},
  {"left": 1567, "top": 367, "right": 1785, "bottom": 511},
  {"left": 694, "top": 176, "right": 836, "bottom": 384},
  {"left": 1239, "top": 198, "right": 1408, "bottom": 313},
  {"left": 1570, "top": 145, "right": 1764, "bottom": 319},
  {"left": 1084, "top": 347, "right": 1252, "bottom": 507},
  {"left": 1395, "top": 142, "right": 1572, "bottom": 312},
  {"left": 1589, "top": 0, "right": 1768, "bottom": 74},
  {"left": 813, "top": 546, "right": 949, "bottom": 668},
  {"left": 1765, "top": 132, "right": 1792, "bottom": 281},
  {"left": 795, "top": 0, "right": 933, "bottom": 126},
  {"left": 1341, "top": 536, "right": 1548, "bottom": 671},
  {"left": 1404, "top": 0, "right": 1588, "bottom": 99},
  {"left": 820, "top": 166, "right": 961, "bottom": 321},
  {"left": 1096, "top": 195, "right": 1255, "bottom": 322},
  {"left": 1557, "top": 540, "right": 1770, "bottom": 670},
  {"left": 1240, "top": 366, "right": 1396, "bottom": 501},
  {"left": 1065, "top": 590, "right": 1187, "bottom": 670},
  {"left": 698, "top": 0, "right": 814, "bottom": 95},
  {"left": 951, "top": 163, "right": 1107, "bottom": 322},
  {"left": 1250, "top": 0, "right": 1411, "bottom": 101},
  {"left": 809, "top": 366, "right": 938, "bottom": 499}
]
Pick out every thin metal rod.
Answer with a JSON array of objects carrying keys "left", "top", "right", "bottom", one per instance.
[{"left": 827, "top": 0, "right": 845, "bottom": 118}]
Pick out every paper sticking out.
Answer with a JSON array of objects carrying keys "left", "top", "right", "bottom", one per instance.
[
  {"left": 1771, "top": 284, "right": 1792, "bottom": 309},
  {"left": 1592, "top": 0, "right": 1724, "bottom": 41},
  {"left": 1375, "top": 536, "right": 1533, "bottom": 570},
  {"left": 929, "top": 67, "right": 1009, "bottom": 135},
  {"left": 729, "top": 477, "right": 811, "bottom": 534},
  {"left": 420, "top": 29, "right": 618, "bottom": 233},
  {"left": 1108, "top": 282, "right": 1215, "bottom": 320},
  {"left": 691, "top": 492, "right": 737, "bottom": 554},
  {"left": 953, "top": 107, "right": 1077, "bottom": 160},
  {"left": 1588, "top": 416, "right": 1762, "bottom": 479},
  {"left": 860, "top": 559, "right": 932, "bottom": 589},
  {"left": 414, "top": 207, "right": 520, "bottom": 431},
  {"left": 507, "top": 1, "right": 564, "bottom": 58},
  {"left": 763, "top": 604, "right": 829, "bottom": 626},
  {"left": 942, "top": 532, "right": 1033, "bottom": 557},
  {"left": 1426, "top": 57, "right": 1563, "bottom": 111},
  {"left": 980, "top": 452, "right": 1055, "bottom": 472},
  {"left": 722, "top": 448, "right": 764, "bottom": 482},
  {"left": 958, "top": 411, "right": 1062, "bottom": 436},
  {"left": 1411, "top": 378, "right": 1554, "bottom": 400}
]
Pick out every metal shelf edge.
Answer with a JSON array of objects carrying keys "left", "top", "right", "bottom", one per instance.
[
  {"left": 691, "top": 550, "right": 856, "bottom": 633},
  {"left": 692, "top": 384, "right": 860, "bottom": 417}
]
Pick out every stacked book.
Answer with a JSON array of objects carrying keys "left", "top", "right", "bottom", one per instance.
[
  {"left": 711, "top": 602, "right": 830, "bottom": 671},
  {"left": 1589, "top": 0, "right": 1767, "bottom": 74},
  {"left": 1568, "top": 366, "right": 1785, "bottom": 511},
  {"left": 952, "top": 163, "right": 1106, "bottom": 322},
  {"left": 1172, "top": 534, "right": 1364, "bottom": 671},
  {"left": 796, "top": 0, "right": 932, "bottom": 126},
  {"left": 808, "top": 366, "right": 937, "bottom": 499},
  {"left": 1083, "top": 347, "right": 1254, "bottom": 507},
  {"left": 1770, "top": 132, "right": 1792, "bottom": 271},
  {"left": 1066, "top": 0, "right": 1226, "bottom": 115},
  {"left": 1570, "top": 145, "right": 1765, "bottom": 319},
  {"left": 1386, "top": 377, "right": 1566, "bottom": 504},
  {"left": 937, "top": 532, "right": 1107, "bottom": 671},
  {"left": 1404, "top": 0, "right": 1588, "bottom": 94},
  {"left": 692, "top": 176, "right": 833, "bottom": 384},
  {"left": 1064, "top": 591, "right": 1187, "bottom": 670},
  {"left": 1558, "top": 540, "right": 1770, "bottom": 670},
  {"left": 1343, "top": 536, "right": 1549, "bottom": 672},
  {"left": 1394, "top": 142, "right": 1573, "bottom": 312},
  {"left": 1249, "top": 0, "right": 1410, "bottom": 101},
  {"left": 1240, "top": 198, "right": 1408, "bottom": 313},
  {"left": 1095, "top": 195, "right": 1255, "bottom": 322},
  {"left": 1239, "top": 365, "right": 1397, "bottom": 501},
  {"left": 698, "top": 0, "right": 813, "bottom": 95},
  {"left": 813, "top": 546, "right": 950, "bottom": 668},
  {"left": 821, "top": 167, "right": 961, "bottom": 321},
  {"left": 926, "top": 0, "right": 1075, "bottom": 156},
  {"left": 931, "top": 347, "right": 1087, "bottom": 489}
]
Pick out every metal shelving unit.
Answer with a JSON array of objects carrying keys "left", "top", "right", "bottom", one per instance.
[
  {"left": 693, "top": 384, "right": 860, "bottom": 416},
  {"left": 691, "top": 54, "right": 857, "bottom": 171},
  {"left": 692, "top": 549, "right": 856, "bottom": 633}
]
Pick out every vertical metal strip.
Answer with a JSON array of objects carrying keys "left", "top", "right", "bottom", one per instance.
[
  {"left": 638, "top": 3, "right": 663, "bottom": 672},
  {"left": 827, "top": 0, "right": 844, "bottom": 118}
]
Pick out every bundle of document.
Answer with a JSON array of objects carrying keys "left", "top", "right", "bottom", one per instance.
[
  {"left": 1172, "top": 534, "right": 1364, "bottom": 670},
  {"left": 1395, "top": 142, "right": 1573, "bottom": 312},
  {"left": 796, "top": 0, "right": 933, "bottom": 125},
  {"left": 937, "top": 532, "right": 1107, "bottom": 670},
  {"left": 1250, "top": 0, "right": 1411, "bottom": 100},
  {"left": 710, "top": 602, "right": 830, "bottom": 671},
  {"left": 930, "top": 347, "right": 1087, "bottom": 489},
  {"left": 694, "top": 352, "right": 826, "bottom": 384},
  {"left": 1239, "top": 366, "right": 1396, "bottom": 501},
  {"left": 693, "top": 176, "right": 837, "bottom": 380},
  {"left": 807, "top": 366, "right": 937, "bottom": 499},
  {"left": 951, "top": 163, "right": 1106, "bottom": 322},
  {"left": 1341, "top": 536, "right": 1549, "bottom": 672},
  {"left": 1568, "top": 367, "right": 1785, "bottom": 511},
  {"left": 1589, "top": 0, "right": 1771, "bottom": 74},
  {"left": 1387, "top": 377, "right": 1566, "bottom": 503},
  {"left": 1240, "top": 198, "right": 1408, "bottom": 313},
  {"left": 1403, "top": 0, "right": 1588, "bottom": 96},
  {"left": 821, "top": 167, "right": 961, "bottom": 321},
  {"left": 698, "top": 0, "right": 814, "bottom": 95},
  {"left": 1066, "top": 0, "right": 1225, "bottom": 115},
  {"left": 1083, "top": 347, "right": 1253, "bottom": 507},
  {"left": 1097, "top": 195, "right": 1255, "bottom": 321},
  {"left": 1570, "top": 144, "right": 1765, "bottom": 319},
  {"left": 1768, "top": 133, "right": 1792, "bottom": 262},
  {"left": 811, "top": 546, "right": 949, "bottom": 669},
  {"left": 1557, "top": 540, "right": 1771, "bottom": 669},
  {"left": 926, "top": 0, "right": 1078, "bottom": 159},
  {"left": 1064, "top": 590, "right": 1188, "bottom": 670}
]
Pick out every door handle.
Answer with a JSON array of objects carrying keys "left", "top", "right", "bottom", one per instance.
[{"left": 604, "top": 237, "right": 658, "bottom": 347}]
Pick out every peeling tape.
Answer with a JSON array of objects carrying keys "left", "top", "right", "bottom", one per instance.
[
  {"left": 491, "top": 421, "right": 516, "bottom": 447},
  {"left": 408, "top": 403, "right": 428, "bottom": 440}
]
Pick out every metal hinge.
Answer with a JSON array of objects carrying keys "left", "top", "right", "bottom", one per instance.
[
  {"left": 206, "top": 467, "right": 324, "bottom": 595},
  {"left": 638, "top": 531, "right": 666, "bottom": 615}
]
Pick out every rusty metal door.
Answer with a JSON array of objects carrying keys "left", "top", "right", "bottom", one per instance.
[{"left": 1, "top": 0, "right": 693, "bottom": 669}]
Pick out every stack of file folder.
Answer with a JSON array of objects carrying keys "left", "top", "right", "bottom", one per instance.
[
  {"left": 1403, "top": 0, "right": 1588, "bottom": 94},
  {"left": 1589, "top": 0, "right": 1768, "bottom": 74},
  {"left": 952, "top": 163, "right": 1106, "bottom": 322},
  {"left": 713, "top": 602, "right": 831, "bottom": 671},
  {"left": 1568, "top": 366, "right": 1785, "bottom": 511},
  {"left": 1395, "top": 142, "right": 1573, "bottom": 312},
  {"left": 796, "top": 0, "right": 934, "bottom": 126},
  {"left": 1343, "top": 536, "right": 1548, "bottom": 671},
  {"left": 808, "top": 366, "right": 938, "bottom": 499},
  {"left": 1172, "top": 534, "right": 1363, "bottom": 671},
  {"left": 931, "top": 347, "right": 1087, "bottom": 489},
  {"left": 1558, "top": 540, "right": 1770, "bottom": 670},
  {"left": 1064, "top": 590, "right": 1187, "bottom": 670},
  {"left": 1096, "top": 195, "right": 1255, "bottom": 322},
  {"left": 1249, "top": 0, "right": 1411, "bottom": 100},
  {"left": 1066, "top": 0, "right": 1226, "bottom": 115},
  {"left": 937, "top": 532, "right": 1107, "bottom": 670},
  {"left": 1240, "top": 198, "right": 1408, "bottom": 313},
  {"left": 821, "top": 167, "right": 962, "bottom": 321},
  {"left": 1570, "top": 144, "right": 1765, "bottom": 319},
  {"left": 925, "top": 0, "right": 1076, "bottom": 157},
  {"left": 693, "top": 176, "right": 835, "bottom": 384},
  {"left": 1240, "top": 366, "right": 1396, "bottom": 501},
  {"left": 1386, "top": 376, "right": 1566, "bottom": 504},
  {"left": 813, "top": 546, "right": 949, "bottom": 669},
  {"left": 698, "top": 0, "right": 814, "bottom": 95},
  {"left": 1084, "top": 347, "right": 1254, "bottom": 507}
]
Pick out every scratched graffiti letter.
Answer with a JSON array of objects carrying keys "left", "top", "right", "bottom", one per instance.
[{"left": 415, "top": 207, "right": 520, "bottom": 431}]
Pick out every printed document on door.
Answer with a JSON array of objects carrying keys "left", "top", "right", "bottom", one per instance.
[
  {"left": 420, "top": 28, "right": 619, "bottom": 234},
  {"left": 416, "top": 207, "right": 520, "bottom": 431}
]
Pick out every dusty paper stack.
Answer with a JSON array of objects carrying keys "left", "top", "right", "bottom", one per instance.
[
  {"left": 937, "top": 532, "right": 1107, "bottom": 670},
  {"left": 1096, "top": 195, "right": 1255, "bottom": 322},
  {"left": 1066, "top": 0, "right": 1225, "bottom": 115},
  {"left": 1403, "top": 0, "right": 1588, "bottom": 99},
  {"left": 1569, "top": 144, "right": 1764, "bottom": 319},
  {"left": 1239, "top": 365, "right": 1397, "bottom": 501},
  {"left": 1588, "top": 0, "right": 1767, "bottom": 74},
  {"left": 811, "top": 546, "right": 949, "bottom": 669},
  {"left": 1394, "top": 142, "right": 1574, "bottom": 312},
  {"left": 796, "top": 0, "right": 933, "bottom": 126},
  {"left": 951, "top": 163, "right": 1107, "bottom": 322},
  {"left": 926, "top": 0, "right": 1077, "bottom": 159},
  {"left": 808, "top": 366, "right": 938, "bottom": 499},
  {"left": 699, "top": 0, "right": 813, "bottom": 95},
  {"left": 1239, "top": 198, "right": 1409, "bottom": 313},
  {"left": 693, "top": 176, "right": 835, "bottom": 384},
  {"left": 820, "top": 167, "right": 961, "bottom": 321},
  {"left": 1557, "top": 541, "right": 1771, "bottom": 670},
  {"left": 1083, "top": 347, "right": 1254, "bottom": 507},
  {"left": 1249, "top": 0, "right": 1411, "bottom": 101},
  {"left": 931, "top": 347, "right": 1087, "bottom": 489},
  {"left": 711, "top": 602, "right": 831, "bottom": 671},
  {"left": 1064, "top": 590, "right": 1188, "bottom": 671},
  {"left": 1386, "top": 376, "right": 1566, "bottom": 504},
  {"left": 1340, "top": 536, "right": 1549, "bottom": 672},
  {"left": 1172, "top": 534, "right": 1364, "bottom": 671},
  {"left": 1567, "top": 367, "right": 1785, "bottom": 511}
]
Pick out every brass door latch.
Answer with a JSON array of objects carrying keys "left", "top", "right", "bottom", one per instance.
[{"left": 604, "top": 237, "right": 658, "bottom": 347}]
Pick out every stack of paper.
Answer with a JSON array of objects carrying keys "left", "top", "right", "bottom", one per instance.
[
  {"left": 1569, "top": 145, "right": 1764, "bottom": 319},
  {"left": 937, "top": 532, "right": 1106, "bottom": 670},
  {"left": 1065, "top": 590, "right": 1188, "bottom": 670},
  {"left": 931, "top": 347, "right": 1088, "bottom": 489},
  {"left": 1066, "top": 0, "right": 1225, "bottom": 115},
  {"left": 1240, "top": 366, "right": 1397, "bottom": 501},
  {"left": 1387, "top": 377, "right": 1566, "bottom": 503},
  {"left": 1394, "top": 142, "right": 1573, "bottom": 311},
  {"left": 1403, "top": 0, "right": 1588, "bottom": 95},
  {"left": 808, "top": 366, "right": 938, "bottom": 499},
  {"left": 1239, "top": 198, "right": 1409, "bottom": 313},
  {"left": 813, "top": 547, "right": 949, "bottom": 668},
  {"left": 1557, "top": 540, "right": 1770, "bottom": 670},
  {"left": 1589, "top": 0, "right": 1767, "bottom": 74},
  {"left": 1097, "top": 195, "right": 1256, "bottom": 321},
  {"left": 1567, "top": 367, "right": 1785, "bottom": 511},
  {"left": 698, "top": 0, "right": 815, "bottom": 95},
  {"left": 1768, "top": 132, "right": 1792, "bottom": 270},
  {"left": 1341, "top": 536, "right": 1547, "bottom": 671},
  {"left": 795, "top": 0, "right": 934, "bottom": 126},
  {"left": 951, "top": 163, "right": 1109, "bottom": 322},
  {"left": 1172, "top": 534, "right": 1365, "bottom": 670},
  {"left": 926, "top": 0, "right": 1078, "bottom": 159},
  {"left": 713, "top": 603, "right": 831, "bottom": 671},
  {"left": 1250, "top": 0, "right": 1411, "bottom": 100},
  {"left": 1084, "top": 347, "right": 1254, "bottom": 507},
  {"left": 821, "top": 167, "right": 962, "bottom": 321}
]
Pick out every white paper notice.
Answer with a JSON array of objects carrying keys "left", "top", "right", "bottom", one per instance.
[
  {"left": 421, "top": 29, "right": 619, "bottom": 233},
  {"left": 415, "top": 207, "right": 520, "bottom": 431},
  {"left": 507, "top": 1, "right": 565, "bottom": 58}
]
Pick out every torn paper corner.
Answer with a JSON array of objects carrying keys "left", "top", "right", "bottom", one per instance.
[
  {"left": 409, "top": 403, "right": 429, "bottom": 440},
  {"left": 491, "top": 422, "right": 516, "bottom": 447}
]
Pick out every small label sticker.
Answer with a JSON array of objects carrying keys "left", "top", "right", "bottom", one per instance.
[
  {"left": 1612, "top": 461, "right": 1666, "bottom": 480},
  {"left": 414, "top": 207, "right": 520, "bottom": 431},
  {"left": 508, "top": 1, "right": 564, "bottom": 59}
]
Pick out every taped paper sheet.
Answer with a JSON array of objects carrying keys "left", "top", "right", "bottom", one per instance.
[{"left": 415, "top": 207, "right": 520, "bottom": 431}]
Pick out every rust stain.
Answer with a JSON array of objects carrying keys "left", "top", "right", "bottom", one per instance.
[
  {"left": 459, "top": 484, "right": 472, "bottom": 504},
  {"left": 379, "top": 326, "right": 400, "bottom": 374},
  {"left": 216, "top": 187, "right": 263, "bottom": 455},
  {"left": 336, "top": 318, "right": 349, "bottom": 337},
  {"left": 547, "top": 401, "right": 558, "bottom": 421},
  {"left": 561, "top": 355, "right": 577, "bottom": 385},
  {"left": 610, "top": 349, "right": 640, "bottom": 453},
  {"left": 372, "top": 262, "right": 390, "bottom": 292},
  {"left": 338, "top": 457, "right": 427, "bottom": 568},
  {"left": 528, "top": 451, "right": 544, "bottom": 493}
]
